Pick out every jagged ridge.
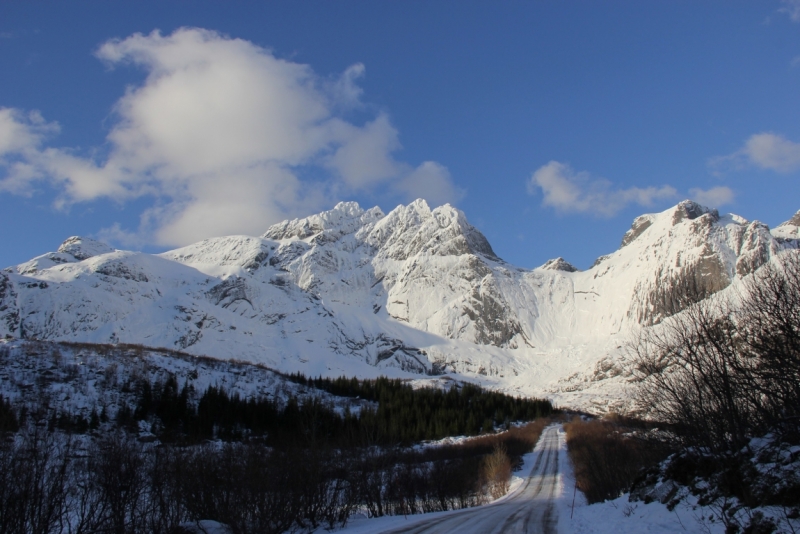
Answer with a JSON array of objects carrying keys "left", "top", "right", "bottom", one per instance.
[{"left": 1, "top": 199, "right": 798, "bottom": 409}]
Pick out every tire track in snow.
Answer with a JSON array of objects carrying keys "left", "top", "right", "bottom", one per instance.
[{"left": 381, "top": 425, "right": 561, "bottom": 534}]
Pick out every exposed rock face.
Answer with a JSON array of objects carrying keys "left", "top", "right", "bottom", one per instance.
[
  {"left": 780, "top": 210, "right": 800, "bottom": 228},
  {"left": 540, "top": 257, "right": 579, "bottom": 272},
  {"left": 590, "top": 254, "right": 612, "bottom": 268},
  {"left": 735, "top": 221, "right": 781, "bottom": 277},
  {"left": 0, "top": 271, "right": 20, "bottom": 335},
  {"left": 630, "top": 250, "right": 729, "bottom": 326},
  {"left": 772, "top": 210, "right": 800, "bottom": 243},
  {"left": 620, "top": 203, "right": 780, "bottom": 326},
  {"left": 57, "top": 236, "right": 115, "bottom": 261},
  {"left": 621, "top": 215, "right": 655, "bottom": 248},
  {"left": 671, "top": 200, "right": 718, "bottom": 225}
]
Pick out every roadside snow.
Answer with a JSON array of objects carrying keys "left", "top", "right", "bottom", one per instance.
[
  {"left": 556, "top": 426, "right": 724, "bottom": 534},
  {"left": 566, "top": 493, "right": 724, "bottom": 534}
]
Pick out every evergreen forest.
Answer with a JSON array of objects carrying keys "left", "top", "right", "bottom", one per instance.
[{"left": 116, "top": 373, "right": 552, "bottom": 446}]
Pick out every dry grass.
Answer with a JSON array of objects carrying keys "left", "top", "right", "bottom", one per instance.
[
  {"left": 481, "top": 443, "right": 511, "bottom": 499},
  {"left": 409, "top": 418, "right": 550, "bottom": 502},
  {"left": 468, "top": 419, "right": 549, "bottom": 499}
]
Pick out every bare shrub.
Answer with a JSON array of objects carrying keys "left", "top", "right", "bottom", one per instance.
[
  {"left": 85, "top": 433, "right": 148, "bottom": 534},
  {"left": 437, "top": 418, "right": 548, "bottom": 468},
  {"left": 0, "top": 429, "right": 72, "bottom": 534},
  {"left": 141, "top": 446, "right": 188, "bottom": 533},
  {"left": 0, "top": 418, "right": 551, "bottom": 531},
  {"left": 631, "top": 250, "right": 800, "bottom": 452},
  {"left": 629, "top": 294, "right": 753, "bottom": 451},
  {"left": 736, "top": 252, "right": 800, "bottom": 436}
]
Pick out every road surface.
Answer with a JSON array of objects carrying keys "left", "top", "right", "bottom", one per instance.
[{"left": 381, "top": 425, "right": 562, "bottom": 534}]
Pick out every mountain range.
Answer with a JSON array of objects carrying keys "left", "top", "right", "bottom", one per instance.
[{"left": 2, "top": 199, "right": 797, "bottom": 411}]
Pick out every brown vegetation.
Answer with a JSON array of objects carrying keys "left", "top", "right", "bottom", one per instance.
[{"left": 481, "top": 443, "right": 512, "bottom": 499}]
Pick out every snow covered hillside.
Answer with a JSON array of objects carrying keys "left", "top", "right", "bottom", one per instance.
[
  {"left": 0, "top": 339, "right": 374, "bottom": 436},
  {"left": 1, "top": 200, "right": 797, "bottom": 410}
]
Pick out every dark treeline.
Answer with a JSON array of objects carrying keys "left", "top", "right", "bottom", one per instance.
[
  {"left": 0, "top": 421, "right": 548, "bottom": 534},
  {"left": 113, "top": 373, "right": 551, "bottom": 446},
  {"left": 287, "top": 374, "right": 552, "bottom": 443}
]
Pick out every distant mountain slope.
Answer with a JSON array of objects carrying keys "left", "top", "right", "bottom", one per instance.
[{"left": 1, "top": 199, "right": 797, "bottom": 409}]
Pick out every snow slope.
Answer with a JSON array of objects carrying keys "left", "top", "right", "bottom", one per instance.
[
  {"left": 0, "top": 339, "right": 375, "bottom": 433},
  {"left": 1, "top": 200, "right": 797, "bottom": 409}
]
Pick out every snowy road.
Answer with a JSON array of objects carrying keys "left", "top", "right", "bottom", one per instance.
[{"left": 380, "top": 425, "right": 561, "bottom": 534}]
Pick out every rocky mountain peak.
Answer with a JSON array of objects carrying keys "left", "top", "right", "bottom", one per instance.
[
  {"left": 57, "top": 237, "right": 115, "bottom": 261},
  {"left": 358, "top": 200, "right": 498, "bottom": 261},
  {"left": 672, "top": 200, "right": 719, "bottom": 226},
  {"left": 671, "top": 200, "right": 719, "bottom": 225},
  {"left": 620, "top": 201, "right": 722, "bottom": 250},
  {"left": 262, "top": 201, "right": 384, "bottom": 241},
  {"left": 620, "top": 215, "right": 656, "bottom": 248},
  {"left": 430, "top": 204, "right": 498, "bottom": 260},
  {"left": 778, "top": 210, "right": 800, "bottom": 228},
  {"left": 539, "top": 257, "right": 579, "bottom": 272},
  {"left": 771, "top": 209, "right": 800, "bottom": 243}
]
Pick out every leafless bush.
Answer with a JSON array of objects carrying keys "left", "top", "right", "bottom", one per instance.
[
  {"left": 0, "top": 429, "right": 72, "bottom": 534},
  {"left": 737, "top": 251, "right": 800, "bottom": 436},
  {"left": 0, "top": 421, "right": 552, "bottom": 532},
  {"left": 173, "top": 443, "right": 356, "bottom": 534},
  {"left": 630, "top": 250, "right": 800, "bottom": 452},
  {"left": 70, "top": 433, "right": 150, "bottom": 534}
]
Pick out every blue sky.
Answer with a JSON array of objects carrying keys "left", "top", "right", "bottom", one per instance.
[{"left": 2, "top": 1, "right": 800, "bottom": 270}]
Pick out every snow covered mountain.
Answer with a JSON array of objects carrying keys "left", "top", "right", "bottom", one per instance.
[{"left": 1, "top": 199, "right": 797, "bottom": 410}]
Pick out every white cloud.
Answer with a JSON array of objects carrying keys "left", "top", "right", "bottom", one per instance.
[
  {"left": 0, "top": 28, "right": 461, "bottom": 246},
  {"left": 711, "top": 132, "right": 800, "bottom": 174},
  {"left": 328, "top": 63, "right": 366, "bottom": 108},
  {"left": 527, "top": 161, "right": 676, "bottom": 217},
  {"left": 743, "top": 133, "right": 800, "bottom": 172},
  {"left": 394, "top": 161, "right": 465, "bottom": 207},
  {"left": 0, "top": 109, "right": 55, "bottom": 156},
  {"left": 95, "top": 222, "right": 147, "bottom": 249},
  {"left": 326, "top": 114, "right": 403, "bottom": 188},
  {"left": 0, "top": 108, "right": 60, "bottom": 195},
  {"left": 780, "top": 0, "right": 800, "bottom": 21},
  {"left": 689, "top": 186, "right": 735, "bottom": 208}
]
